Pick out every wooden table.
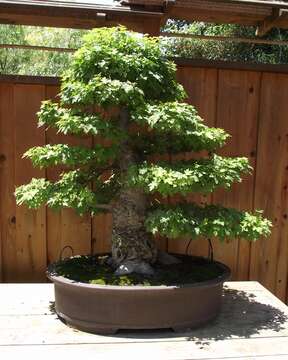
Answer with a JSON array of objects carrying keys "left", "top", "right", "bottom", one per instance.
[{"left": 1, "top": 282, "right": 288, "bottom": 359}]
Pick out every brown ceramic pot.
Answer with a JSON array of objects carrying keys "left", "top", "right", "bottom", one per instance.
[{"left": 47, "top": 256, "right": 230, "bottom": 334}]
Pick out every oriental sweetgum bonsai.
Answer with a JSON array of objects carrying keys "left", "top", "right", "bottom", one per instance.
[{"left": 15, "top": 27, "right": 272, "bottom": 333}]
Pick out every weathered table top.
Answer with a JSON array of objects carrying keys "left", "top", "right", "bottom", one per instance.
[{"left": 1, "top": 282, "right": 288, "bottom": 360}]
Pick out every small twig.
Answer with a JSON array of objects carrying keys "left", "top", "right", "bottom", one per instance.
[{"left": 160, "top": 31, "right": 288, "bottom": 47}]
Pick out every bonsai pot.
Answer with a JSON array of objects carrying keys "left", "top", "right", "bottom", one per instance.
[{"left": 47, "top": 255, "right": 231, "bottom": 334}]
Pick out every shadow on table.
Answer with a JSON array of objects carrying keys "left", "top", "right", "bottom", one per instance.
[
  {"left": 48, "top": 287, "right": 288, "bottom": 345},
  {"left": 49, "top": 301, "right": 56, "bottom": 315},
  {"left": 115, "top": 286, "right": 288, "bottom": 344}
]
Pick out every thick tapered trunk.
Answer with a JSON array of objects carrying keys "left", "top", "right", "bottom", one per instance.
[
  {"left": 111, "top": 188, "right": 158, "bottom": 268},
  {"left": 111, "top": 109, "right": 157, "bottom": 275}
]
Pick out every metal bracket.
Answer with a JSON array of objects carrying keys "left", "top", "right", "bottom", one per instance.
[{"left": 59, "top": 246, "right": 74, "bottom": 261}]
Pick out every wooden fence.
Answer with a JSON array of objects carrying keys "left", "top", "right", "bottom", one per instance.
[{"left": 0, "top": 60, "right": 287, "bottom": 303}]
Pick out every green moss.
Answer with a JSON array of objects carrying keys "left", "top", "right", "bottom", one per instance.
[{"left": 52, "top": 254, "right": 225, "bottom": 286}]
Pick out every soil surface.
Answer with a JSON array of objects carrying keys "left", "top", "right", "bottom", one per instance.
[{"left": 51, "top": 254, "right": 226, "bottom": 286}]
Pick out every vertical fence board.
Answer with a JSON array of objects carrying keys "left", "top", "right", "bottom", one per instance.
[
  {"left": 168, "top": 67, "right": 218, "bottom": 257},
  {"left": 0, "top": 84, "right": 15, "bottom": 282},
  {"left": 250, "top": 73, "right": 288, "bottom": 302},
  {"left": 213, "top": 70, "right": 260, "bottom": 280},
  {"left": 14, "top": 84, "right": 47, "bottom": 282},
  {"left": 92, "top": 211, "right": 112, "bottom": 254},
  {"left": 45, "top": 85, "right": 92, "bottom": 263}
]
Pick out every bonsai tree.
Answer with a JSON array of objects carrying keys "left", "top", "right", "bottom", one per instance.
[{"left": 15, "top": 26, "right": 271, "bottom": 276}]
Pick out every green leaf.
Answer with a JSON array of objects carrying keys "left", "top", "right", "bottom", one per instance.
[
  {"left": 24, "top": 143, "right": 118, "bottom": 169},
  {"left": 14, "top": 25, "right": 273, "bottom": 244},
  {"left": 15, "top": 170, "right": 119, "bottom": 215},
  {"left": 64, "top": 26, "right": 186, "bottom": 102},
  {"left": 130, "top": 102, "right": 229, "bottom": 153},
  {"left": 38, "top": 100, "right": 125, "bottom": 141},
  {"left": 146, "top": 204, "right": 272, "bottom": 241},
  {"left": 60, "top": 75, "right": 145, "bottom": 109},
  {"left": 127, "top": 155, "right": 252, "bottom": 196}
]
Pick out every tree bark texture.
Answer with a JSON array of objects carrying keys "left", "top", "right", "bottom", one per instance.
[{"left": 111, "top": 109, "right": 157, "bottom": 269}]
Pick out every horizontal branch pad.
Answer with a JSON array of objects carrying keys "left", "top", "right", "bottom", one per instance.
[
  {"left": 128, "top": 155, "right": 252, "bottom": 196},
  {"left": 24, "top": 144, "right": 118, "bottom": 168},
  {"left": 146, "top": 203, "right": 272, "bottom": 241}
]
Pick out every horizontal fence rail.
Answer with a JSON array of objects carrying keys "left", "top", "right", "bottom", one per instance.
[
  {"left": 0, "top": 61, "right": 287, "bottom": 304},
  {"left": 2, "top": 30, "right": 288, "bottom": 55}
]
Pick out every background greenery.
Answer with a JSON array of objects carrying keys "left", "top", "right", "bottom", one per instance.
[
  {"left": 163, "top": 20, "right": 288, "bottom": 64},
  {"left": 0, "top": 25, "right": 84, "bottom": 75},
  {"left": 1, "top": 21, "right": 288, "bottom": 76}
]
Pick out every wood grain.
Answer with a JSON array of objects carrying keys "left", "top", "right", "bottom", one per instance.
[
  {"left": 0, "top": 84, "right": 15, "bottom": 282},
  {"left": 13, "top": 84, "right": 46, "bottom": 282},
  {"left": 1, "top": 282, "right": 288, "bottom": 359},
  {"left": 45, "top": 85, "right": 92, "bottom": 263},
  {"left": 4, "top": 0, "right": 288, "bottom": 34},
  {"left": 168, "top": 66, "right": 218, "bottom": 257},
  {"left": 213, "top": 70, "right": 260, "bottom": 280},
  {"left": 250, "top": 73, "right": 288, "bottom": 302}
]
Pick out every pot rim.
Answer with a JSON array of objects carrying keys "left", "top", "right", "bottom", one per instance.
[{"left": 47, "top": 254, "right": 231, "bottom": 291}]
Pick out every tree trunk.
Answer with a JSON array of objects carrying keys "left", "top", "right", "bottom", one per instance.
[
  {"left": 111, "top": 188, "right": 158, "bottom": 266},
  {"left": 111, "top": 109, "right": 157, "bottom": 275}
]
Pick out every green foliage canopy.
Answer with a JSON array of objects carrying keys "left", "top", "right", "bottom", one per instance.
[
  {"left": 146, "top": 204, "right": 271, "bottom": 241},
  {"left": 38, "top": 100, "right": 124, "bottom": 140},
  {"left": 24, "top": 144, "right": 118, "bottom": 169},
  {"left": 130, "top": 102, "right": 229, "bottom": 152},
  {"left": 15, "top": 26, "right": 272, "bottom": 243},
  {"left": 15, "top": 170, "right": 119, "bottom": 214},
  {"left": 128, "top": 155, "right": 251, "bottom": 196},
  {"left": 64, "top": 27, "right": 185, "bottom": 102}
]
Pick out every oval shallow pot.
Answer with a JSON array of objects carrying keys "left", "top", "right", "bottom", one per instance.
[{"left": 47, "top": 257, "right": 230, "bottom": 334}]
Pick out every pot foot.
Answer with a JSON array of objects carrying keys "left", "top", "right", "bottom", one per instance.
[{"left": 57, "top": 311, "right": 119, "bottom": 335}]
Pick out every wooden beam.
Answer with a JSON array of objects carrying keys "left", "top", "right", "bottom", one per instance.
[
  {"left": 122, "top": 0, "right": 164, "bottom": 5},
  {"left": 0, "top": 43, "right": 75, "bottom": 52},
  {"left": 125, "top": 0, "right": 288, "bottom": 9},
  {"left": 161, "top": 31, "right": 288, "bottom": 46},
  {"left": 0, "top": 1, "right": 163, "bottom": 33},
  {"left": 3, "top": 56, "right": 288, "bottom": 86},
  {"left": 174, "top": 58, "right": 288, "bottom": 74},
  {"left": 0, "top": 75, "right": 59, "bottom": 85},
  {"left": 168, "top": 1, "right": 270, "bottom": 27},
  {"left": 174, "top": 0, "right": 288, "bottom": 10},
  {"left": 2, "top": 0, "right": 288, "bottom": 33},
  {"left": 256, "top": 8, "right": 288, "bottom": 37},
  {"left": 3, "top": 29, "right": 288, "bottom": 55}
]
